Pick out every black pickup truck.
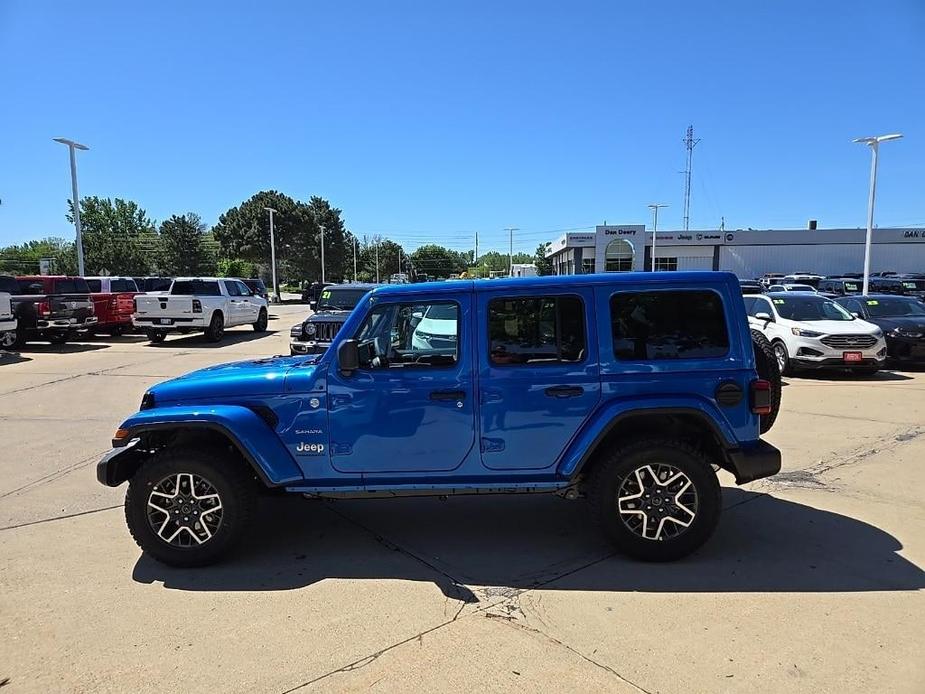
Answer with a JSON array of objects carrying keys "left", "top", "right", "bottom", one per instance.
[{"left": 1, "top": 275, "right": 97, "bottom": 345}]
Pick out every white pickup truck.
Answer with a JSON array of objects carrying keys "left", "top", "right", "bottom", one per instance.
[
  {"left": 133, "top": 277, "right": 268, "bottom": 344},
  {"left": 0, "top": 290, "right": 17, "bottom": 349}
]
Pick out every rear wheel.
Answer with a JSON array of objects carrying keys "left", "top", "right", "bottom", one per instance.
[
  {"left": 253, "top": 308, "right": 268, "bottom": 332},
  {"left": 0, "top": 330, "right": 16, "bottom": 349},
  {"left": 588, "top": 439, "right": 721, "bottom": 562},
  {"left": 205, "top": 312, "right": 224, "bottom": 342},
  {"left": 124, "top": 447, "right": 257, "bottom": 567},
  {"left": 147, "top": 330, "right": 167, "bottom": 344},
  {"left": 751, "top": 330, "right": 782, "bottom": 434}
]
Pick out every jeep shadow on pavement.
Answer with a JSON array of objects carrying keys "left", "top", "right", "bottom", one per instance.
[{"left": 100, "top": 272, "right": 785, "bottom": 568}]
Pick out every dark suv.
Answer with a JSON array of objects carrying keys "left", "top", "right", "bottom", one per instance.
[
  {"left": 98, "top": 272, "right": 782, "bottom": 567},
  {"left": 817, "top": 278, "right": 862, "bottom": 296},
  {"left": 290, "top": 283, "right": 378, "bottom": 355},
  {"left": 868, "top": 277, "right": 925, "bottom": 301},
  {"left": 835, "top": 294, "right": 925, "bottom": 364}
]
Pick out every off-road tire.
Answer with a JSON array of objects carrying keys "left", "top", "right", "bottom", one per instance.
[
  {"left": 253, "top": 308, "right": 268, "bottom": 332},
  {"left": 750, "top": 329, "right": 782, "bottom": 434},
  {"left": 147, "top": 330, "right": 167, "bottom": 344},
  {"left": 124, "top": 447, "right": 257, "bottom": 567},
  {"left": 588, "top": 438, "right": 721, "bottom": 562},
  {"left": 205, "top": 312, "right": 224, "bottom": 342}
]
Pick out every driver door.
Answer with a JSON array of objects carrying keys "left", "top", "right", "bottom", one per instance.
[{"left": 327, "top": 294, "right": 475, "bottom": 474}]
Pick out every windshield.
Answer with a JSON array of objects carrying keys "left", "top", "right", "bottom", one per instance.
[
  {"left": 863, "top": 298, "right": 925, "bottom": 318},
  {"left": 316, "top": 288, "right": 368, "bottom": 310},
  {"left": 773, "top": 296, "right": 854, "bottom": 322}
]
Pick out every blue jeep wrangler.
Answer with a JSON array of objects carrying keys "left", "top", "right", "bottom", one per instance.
[{"left": 98, "top": 273, "right": 782, "bottom": 566}]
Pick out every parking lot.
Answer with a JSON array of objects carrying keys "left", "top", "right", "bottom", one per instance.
[{"left": 1, "top": 301, "right": 923, "bottom": 693}]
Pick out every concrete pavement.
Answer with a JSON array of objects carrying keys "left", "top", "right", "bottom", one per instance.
[{"left": 0, "top": 303, "right": 923, "bottom": 693}]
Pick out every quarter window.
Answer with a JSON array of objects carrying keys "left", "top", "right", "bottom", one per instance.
[
  {"left": 488, "top": 296, "right": 586, "bottom": 365},
  {"left": 611, "top": 290, "right": 729, "bottom": 360}
]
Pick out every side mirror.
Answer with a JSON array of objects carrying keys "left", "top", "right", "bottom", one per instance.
[
  {"left": 852, "top": 312, "right": 861, "bottom": 318},
  {"left": 337, "top": 339, "right": 359, "bottom": 374},
  {"left": 754, "top": 312, "right": 773, "bottom": 322}
]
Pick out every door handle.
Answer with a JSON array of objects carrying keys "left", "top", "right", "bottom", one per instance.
[
  {"left": 544, "top": 385, "right": 584, "bottom": 398},
  {"left": 430, "top": 390, "right": 466, "bottom": 401}
]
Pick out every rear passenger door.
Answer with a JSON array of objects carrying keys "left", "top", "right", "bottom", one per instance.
[
  {"left": 477, "top": 289, "right": 601, "bottom": 470},
  {"left": 222, "top": 280, "right": 245, "bottom": 325}
]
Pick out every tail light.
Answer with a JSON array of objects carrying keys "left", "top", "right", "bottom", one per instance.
[
  {"left": 132, "top": 297, "right": 138, "bottom": 313},
  {"left": 38, "top": 300, "right": 50, "bottom": 316},
  {"left": 751, "top": 379, "right": 772, "bottom": 415},
  {"left": 192, "top": 299, "right": 202, "bottom": 313},
  {"left": 110, "top": 297, "right": 119, "bottom": 310}
]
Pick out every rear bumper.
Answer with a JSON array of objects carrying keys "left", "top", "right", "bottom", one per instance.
[
  {"left": 36, "top": 316, "right": 98, "bottom": 330},
  {"left": 726, "top": 439, "right": 782, "bottom": 484},
  {"left": 134, "top": 316, "right": 207, "bottom": 329}
]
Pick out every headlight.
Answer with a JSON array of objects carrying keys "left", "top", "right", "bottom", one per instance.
[
  {"left": 791, "top": 327, "right": 823, "bottom": 338},
  {"left": 305, "top": 323, "right": 317, "bottom": 336},
  {"left": 872, "top": 328, "right": 883, "bottom": 338}
]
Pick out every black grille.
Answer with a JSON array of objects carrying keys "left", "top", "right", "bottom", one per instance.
[
  {"left": 307, "top": 321, "right": 341, "bottom": 342},
  {"left": 820, "top": 334, "right": 877, "bottom": 349}
]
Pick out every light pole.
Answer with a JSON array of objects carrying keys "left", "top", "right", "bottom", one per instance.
[
  {"left": 504, "top": 227, "right": 519, "bottom": 277},
  {"left": 375, "top": 242, "right": 380, "bottom": 283},
  {"left": 53, "top": 138, "right": 89, "bottom": 276},
  {"left": 264, "top": 207, "right": 280, "bottom": 302},
  {"left": 318, "top": 222, "right": 326, "bottom": 284},
  {"left": 853, "top": 133, "right": 903, "bottom": 295},
  {"left": 647, "top": 203, "right": 668, "bottom": 272},
  {"left": 353, "top": 237, "right": 358, "bottom": 282}
]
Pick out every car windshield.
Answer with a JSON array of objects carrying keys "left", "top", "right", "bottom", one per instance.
[
  {"left": 316, "top": 288, "right": 368, "bottom": 310},
  {"left": 863, "top": 298, "right": 925, "bottom": 317},
  {"left": 773, "top": 296, "right": 854, "bottom": 321}
]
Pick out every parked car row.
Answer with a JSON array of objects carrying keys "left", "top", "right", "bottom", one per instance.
[
  {"left": 0, "top": 274, "right": 271, "bottom": 348},
  {"left": 746, "top": 272, "right": 925, "bottom": 300}
]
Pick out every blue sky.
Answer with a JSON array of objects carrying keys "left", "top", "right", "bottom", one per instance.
[{"left": 0, "top": 0, "right": 922, "bottom": 254}]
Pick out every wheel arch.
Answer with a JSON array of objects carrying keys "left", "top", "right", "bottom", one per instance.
[{"left": 563, "top": 406, "right": 734, "bottom": 483}]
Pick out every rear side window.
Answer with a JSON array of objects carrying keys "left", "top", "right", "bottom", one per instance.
[
  {"left": 611, "top": 290, "right": 729, "bottom": 360},
  {"left": 55, "top": 279, "right": 90, "bottom": 294},
  {"left": 145, "top": 278, "right": 172, "bottom": 292},
  {"left": 171, "top": 280, "right": 221, "bottom": 296},
  {"left": 18, "top": 280, "right": 45, "bottom": 294},
  {"left": 86, "top": 279, "right": 103, "bottom": 292},
  {"left": 488, "top": 295, "right": 586, "bottom": 365}
]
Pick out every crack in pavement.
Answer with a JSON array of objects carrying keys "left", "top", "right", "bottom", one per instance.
[
  {"left": 0, "top": 359, "right": 153, "bottom": 398},
  {"left": 0, "top": 450, "right": 108, "bottom": 500},
  {"left": 0, "top": 504, "right": 122, "bottom": 532}
]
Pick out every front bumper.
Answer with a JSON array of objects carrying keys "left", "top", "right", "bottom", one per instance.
[
  {"left": 726, "top": 439, "right": 782, "bottom": 484},
  {"left": 886, "top": 335, "right": 925, "bottom": 362},
  {"left": 290, "top": 339, "right": 330, "bottom": 354},
  {"left": 96, "top": 439, "right": 147, "bottom": 487},
  {"left": 788, "top": 334, "right": 886, "bottom": 369}
]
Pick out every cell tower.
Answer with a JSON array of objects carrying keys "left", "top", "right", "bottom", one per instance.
[{"left": 682, "top": 125, "right": 701, "bottom": 231}]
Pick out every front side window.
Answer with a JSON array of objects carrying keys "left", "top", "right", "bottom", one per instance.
[
  {"left": 488, "top": 296, "right": 585, "bottom": 365},
  {"left": 611, "top": 290, "right": 729, "bottom": 360},
  {"left": 235, "top": 281, "right": 252, "bottom": 296},
  {"left": 224, "top": 280, "right": 241, "bottom": 297},
  {"left": 354, "top": 300, "right": 459, "bottom": 368}
]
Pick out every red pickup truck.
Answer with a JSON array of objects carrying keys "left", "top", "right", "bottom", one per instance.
[{"left": 85, "top": 276, "right": 140, "bottom": 335}]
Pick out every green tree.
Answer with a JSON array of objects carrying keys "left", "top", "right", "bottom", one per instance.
[
  {"left": 158, "top": 213, "right": 216, "bottom": 275},
  {"left": 356, "top": 236, "right": 406, "bottom": 283},
  {"left": 216, "top": 258, "right": 257, "bottom": 278},
  {"left": 67, "top": 197, "right": 157, "bottom": 275},
  {"left": 409, "top": 244, "right": 466, "bottom": 279},
  {"left": 0, "top": 237, "right": 77, "bottom": 275},
  {"left": 534, "top": 242, "right": 553, "bottom": 275}
]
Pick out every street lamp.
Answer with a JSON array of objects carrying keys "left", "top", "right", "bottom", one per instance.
[
  {"left": 53, "top": 138, "right": 89, "bottom": 276},
  {"left": 264, "top": 207, "right": 280, "bottom": 303},
  {"left": 647, "top": 203, "right": 668, "bottom": 272},
  {"left": 853, "top": 133, "right": 903, "bottom": 295},
  {"left": 319, "top": 222, "right": 326, "bottom": 284},
  {"left": 504, "top": 227, "right": 519, "bottom": 277}
]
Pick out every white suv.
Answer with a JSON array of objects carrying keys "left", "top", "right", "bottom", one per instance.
[{"left": 745, "top": 292, "right": 886, "bottom": 375}]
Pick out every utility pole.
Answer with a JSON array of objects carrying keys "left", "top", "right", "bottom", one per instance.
[
  {"left": 474, "top": 231, "right": 479, "bottom": 278},
  {"left": 353, "top": 237, "right": 358, "bottom": 282},
  {"left": 504, "top": 227, "right": 519, "bottom": 277},
  {"left": 375, "top": 242, "right": 380, "bottom": 283},
  {"left": 854, "top": 133, "right": 903, "bottom": 295},
  {"left": 53, "top": 138, "right": 89, "bottom": 276},
  {"left": 264, "top": 207, "right": 280, "bottom": 302},
  {"left": 398, "top": 248, "right": 402, "bottom": 275},
  {"left": 648, "top": 204, "right": 668, "bottom": 272},
  {"left": 319, "top": 222, "right": 326, "bottom": 284},
  {"left": 682, "top": 125, "right": 701, "bottom": 232}
]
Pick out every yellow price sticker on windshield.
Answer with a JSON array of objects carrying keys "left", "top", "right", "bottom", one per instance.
[
  {"left": 866, "top": 300, "right": 879, "bottom": 305},
  {"left": 321, "top": 290, "right": 331, "bottom": 299},
  {"left": 772, "top": 299, "right": 785, "bottom": 304}
]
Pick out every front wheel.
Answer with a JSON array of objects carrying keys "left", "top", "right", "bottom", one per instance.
[
  {"left": 124, "top": 448, "right": 257, "bottom": 567},
  {"left": 252, "top": 308, "right": 268, "bottom": 332},
  {"left": 772, "top": 340, "right": 793, "bottom": 376},
  {"left": 588, "top": 439, "right": 721, "bottom": 561}
]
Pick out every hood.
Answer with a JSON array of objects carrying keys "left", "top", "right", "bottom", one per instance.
[
  {"left": 150, "top": 355, "right": 314, "bottom": 403},
  {"left": 307, "top": 310, "right": 351, "bottom": 322},
  {"left": 864, "top": 316, "right": 925, "bottom": 334},
  {"left": 790, "top": 318, "right": 881, "bottom": 335}
]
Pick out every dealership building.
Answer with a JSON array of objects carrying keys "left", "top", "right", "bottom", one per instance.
[{"left": 545, "top": 225, "right": 925, "bottom": 278}]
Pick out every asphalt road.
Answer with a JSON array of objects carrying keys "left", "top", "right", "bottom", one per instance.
[{"left": 1, "top": 302, "right": 923, "bottom": 693}]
